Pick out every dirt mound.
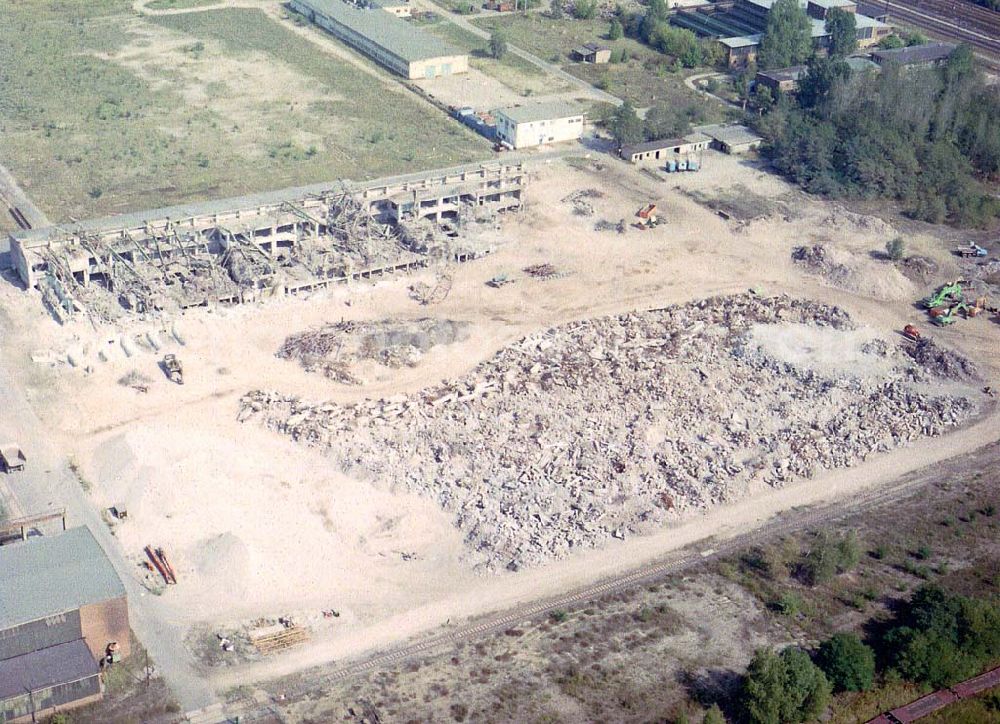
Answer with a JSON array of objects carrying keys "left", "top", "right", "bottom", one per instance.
[
  {"left": 792, "top": 244, "right": 915, "bottom": 301},
  {"left": 903, "top": 338, "right": 979, "bottom": 382}
]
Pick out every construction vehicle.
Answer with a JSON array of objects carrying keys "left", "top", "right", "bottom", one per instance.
[
  {"left": 902, "top": 324, "right": 921, "bottom": 341},
  {"left": 955, "top": 242, "right": 987, "bottom": 258},
  {"left": 923, "top": 281, "right": 965, "bottom": 309},
  {"left": 931, "top": 303, "right": 969, "bottom": 326},
  {"left": 162, "top": 354, "right": 184, "bottom": 385},
  {"left": 0, "top": 443, "right": 25, "bottom": 473}
]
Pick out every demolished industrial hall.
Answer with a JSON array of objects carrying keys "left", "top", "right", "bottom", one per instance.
[{"left": 8, "top": 161, "right": 526, "bottom": 323}]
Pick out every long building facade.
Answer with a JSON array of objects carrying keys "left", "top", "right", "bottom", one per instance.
[{"left": 290, "top": 0, "right": 468, "bottom": 79}]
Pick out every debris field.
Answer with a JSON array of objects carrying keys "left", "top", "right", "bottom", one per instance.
[{"left": 241, "top": 294, "right": 977, "bottom": 572}]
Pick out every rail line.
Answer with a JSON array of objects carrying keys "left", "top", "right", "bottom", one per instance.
[
  {"left": 250, "top": 438, "right": 1000, "bottom": 705},
  {"left": 884, "top": 0, "right": 1000, "bottom": 70}
]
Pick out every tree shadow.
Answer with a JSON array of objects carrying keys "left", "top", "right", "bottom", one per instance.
[{"left": 676, "top": 667, "right": 743, "bottom": 720}]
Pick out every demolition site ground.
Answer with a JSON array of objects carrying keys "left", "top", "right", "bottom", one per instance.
[{"left": 2, "top": 153, "right": 999, "bottom": 715}]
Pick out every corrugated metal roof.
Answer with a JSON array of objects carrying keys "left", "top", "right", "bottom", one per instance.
[
  {"left": 719, "top": 34, "right": 761, "bottom": 48},
  {"left": 757, "top": 64, "right": 809, "bottom": 82},
  {"left": 297, "top": 0, "right": 459, "bottom": 62},
  {"left": 0, "top": 527, "right": 125, "bottom": 630},
  {"left": 872, "top": 42, "right": 956, "bottom": 65},
  {"left": 0, "top": 640, "right": 99, "bottom": 699},
  {"left": 496, "top": 101, "right": 584, "bottom": 124},
  {"left": 697, "top": 123, "right": 763, "bottom": 147}
]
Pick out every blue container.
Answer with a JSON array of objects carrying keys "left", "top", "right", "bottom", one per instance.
[
  {"left": 666, "top": 160, "right": 677, "bottom": 172},
  {"left": 677, "top": 159, "right": 688, "bottom": 171},
  {"left": 687, "top": 160, "right": 700, "bottom": 171}
]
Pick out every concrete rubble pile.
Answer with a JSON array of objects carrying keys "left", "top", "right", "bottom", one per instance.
[
  {"left": 240, "top": 294, "right": 976, "bottom": 572},
  {"left": 277, "top": 318, "right": 469, "bottom": 377}
]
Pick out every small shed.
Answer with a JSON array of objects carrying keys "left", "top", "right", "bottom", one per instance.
[
  {"left": 621, "top": 133, "right": 712, "bottom": 165},
  {"left": 571, "top": 42, "right": 612, "bottom": 64},
  {"left": 0, "top": 443, "right": 25, "bottom": 473},
  {"left": 697, "top": 124, "right": 763, "bottom": 154},
  {"left": 755, "top": 65, "right": 808, "bottom": 94}
]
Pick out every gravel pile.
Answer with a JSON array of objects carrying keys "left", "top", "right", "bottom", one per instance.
[{"left": 241, "top": 294, "right": 976, "bottom": 572}]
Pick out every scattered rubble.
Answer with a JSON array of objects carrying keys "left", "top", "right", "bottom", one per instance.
[
  {"left": 241, "top": 295, "right": 977, "bottom": 572},
  {"left": 792, "top": 244, "right": 915, "bottom": 301},
  {"left": 902, "top": 338, "right": 979, "bottom": 382},
  {"left": 562, "top": 189, "right": 604, "bottom": 217}
]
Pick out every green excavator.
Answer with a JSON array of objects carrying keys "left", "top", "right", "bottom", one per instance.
[
  {"left": 931, "top": 302, "right": 970, "bottom": 326},
  {"left": 923, "top": 281, "right": 965, "bottom": 309}
]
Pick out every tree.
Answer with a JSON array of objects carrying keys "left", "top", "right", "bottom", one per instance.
[
  {"left": 549, "top": 0, "right": 564, "bottom": 18},
  {"left": 879, "top": 585, "right": 1000, "bottom": 688},
  {"left": 878, "top": 34, "right": 905, "bottom": 49},
  {"left": 797, "top": 55, "right": 850, "bottom": 111},
  {"left": 758, "top": 0, "right": 812, "bottom": 69},
  {"left": 825, "top": 8, "right": 857, "bottom": 58},
  {"left": 573, "top": 0, "right": 597, "bottom": 19},
  {"left": 489, "top": 29, "right": 508, "bottom": 59},
  {"left": 799, "top": 531, "right": 859, "bottom": 586},
  {"left": 886, "top": 237, "right": 906, "bottom": 260},
  {"left": 742, "top": 647, "right": 832, "bottom": 724},
  {"left": 817, "top": 633, "right": 876, "bottom": 692},
  {"left": 906, "top": 30, "right": 929, "bottom": 46},
  {"left": 609, "top": 101, "right": 644, "bottom": 146},
  {"left": 608, "top": 18, "right": 624, "bottom": 40},
  {"left": 703, "top": 703, "right": 726, "bottom": 724}
]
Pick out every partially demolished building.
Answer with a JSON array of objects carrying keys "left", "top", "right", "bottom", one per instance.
[{"left": 8, "top": 160, "right": 526, "bottom": 322}]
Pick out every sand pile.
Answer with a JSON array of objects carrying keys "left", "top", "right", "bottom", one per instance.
[{"left": 792, "top": 244, "right": 916, "bottom": 301}]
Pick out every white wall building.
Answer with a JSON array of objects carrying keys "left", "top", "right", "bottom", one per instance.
[{"left": 494, "top": 102, "right": 584, "bottom": 149}]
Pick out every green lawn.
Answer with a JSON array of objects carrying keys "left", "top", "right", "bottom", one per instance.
[
  {"left": 473, "top": 13, "right": 631, "bottom": 64},
  {"left": 0, "top": 4, "right": 488, "bottom": 222},
  {"left": 473, "top": 13, "right": 733, "bottom": 113}
]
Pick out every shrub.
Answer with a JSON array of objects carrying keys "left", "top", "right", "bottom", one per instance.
[
  {"left": 817, "top": 632, "right": 876, "bottom": 692},
  {"left": 886, "top": 236, "right": 906, "bottom": 261},
  {"left": 772, "top": 592, "right": 802, "bottom": 616},
  {"left": 703, "top": 703, "right": 726, "bottom": 724},
  {"left": 608, "top": 19, "right": 623, "bottom": 40},
  {"left": 742, "top": 647, "right": 831, "bottom": 724}
]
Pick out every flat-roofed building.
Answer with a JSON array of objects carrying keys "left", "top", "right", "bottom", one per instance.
[
  {"left": 697, "top": 123, "right": 763, "bottom": 154},
  {"left": 290, "top": 0, "right": 468, "bottom": 79},
  {"left": 872, "top": 42, "right": 957, "bottom": 68},
  {"left": 0, "top": 527, "right": 129, "bottom": 723},
  {"left": 621, "top": 133, "right": 712, "bottom": 164},
  {"left": 494, "top": 102, "right": 585, "bottom": 149},
  {"left": 755, "top": 64, "right": 809, "bottom": 94},
  {"left": 571, "top": 42, "right": 612, "bottom": 64}
]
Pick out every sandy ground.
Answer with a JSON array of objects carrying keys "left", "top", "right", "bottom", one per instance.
[{"left": 3, "top": 151, "right": 997, "bottom": 694}]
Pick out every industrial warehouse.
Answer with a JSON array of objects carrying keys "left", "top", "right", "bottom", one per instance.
[
  {"left": 674, "top": 0, "right": 892, "bottom": 67},
  {"left": 0, "top": 527, "right": 129, "bottom": 723},
  {"left": 289, "top": 0, "right": 468, "bottom": 78}
]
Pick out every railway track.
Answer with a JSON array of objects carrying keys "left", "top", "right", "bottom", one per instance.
[
  {"left": 251, "top": 437, "right": 1000, "bottom": 705},
  {"left": 884, "top": 0, "right": 1000, "bottom": 70}
]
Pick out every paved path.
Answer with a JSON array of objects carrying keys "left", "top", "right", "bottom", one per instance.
[
  {"left": 684, "top": 71, "right": 742, "bottom": 110},
  {"left": 0, "top": 350, "right": 218, "bottom": 714},
  {"left": 420, "top": 0, "right": 623, "bottom": 107}
]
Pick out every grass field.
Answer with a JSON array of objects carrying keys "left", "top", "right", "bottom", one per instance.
[
  {"left": 473, "top": 13, "right": 734, "bottom": 113},
  {"left": 421, "top": 20, "right": 571, "bottom": 96},
  {"left": 0, "top": 3, "right": 488, "bottom": 222}
]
